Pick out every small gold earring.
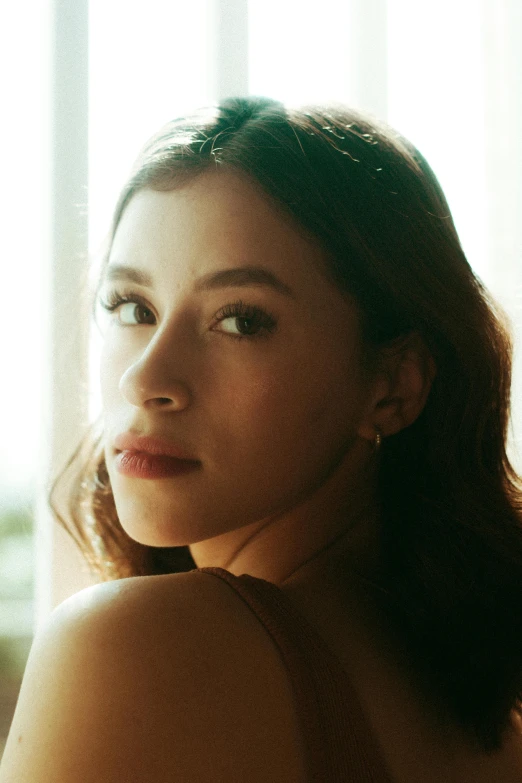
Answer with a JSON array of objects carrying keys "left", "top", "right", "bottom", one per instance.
[{"left": 374, "top": 427, "right": 382, "bottom": 453}]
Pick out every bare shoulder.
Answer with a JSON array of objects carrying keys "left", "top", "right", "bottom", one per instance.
[
  {"left": 0, "top": 571, "right": 306, "bottom": 783},
  {"left": 50, "top": 568, "right": 290, "bottom": 668}
]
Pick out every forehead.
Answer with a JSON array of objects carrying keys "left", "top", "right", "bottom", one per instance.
[{"left": 109, "top": 170, "right": 329, "bottom": 280}]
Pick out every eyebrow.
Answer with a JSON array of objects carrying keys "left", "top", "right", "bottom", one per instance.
[{"left": 101, "top": 264, "right": 296, "bottom": 299}]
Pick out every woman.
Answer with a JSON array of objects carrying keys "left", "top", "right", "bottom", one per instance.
[{"left": 1, "top": 96, "right": 522, "bottom": 781}]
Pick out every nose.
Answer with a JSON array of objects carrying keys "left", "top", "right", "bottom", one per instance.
[{"left": 118, "top": 331, "right": 192, "bottom": 411}]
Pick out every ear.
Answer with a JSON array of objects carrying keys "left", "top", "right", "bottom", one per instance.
[{"left": 357, "top": 331, "right": 437, "bottom": 442}]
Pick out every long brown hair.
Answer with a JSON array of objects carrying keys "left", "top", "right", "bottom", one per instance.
[{"left": 52, "top": 96, "right": 522, "bottom": 751}]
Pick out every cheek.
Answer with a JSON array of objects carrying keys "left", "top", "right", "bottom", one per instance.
[
  {"left": 99, "top": 345, "right": 114, "bottom": 406},
  {"left": 219, "top": 354, "right": 352, "bottom": 452},
  {"left": 99, "top": 339, "right": 126, "bottom": 411}
]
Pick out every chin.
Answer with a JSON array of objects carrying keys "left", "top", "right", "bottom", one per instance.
[
  {"left": 118, "top": 520, "right": 182, "bottom": 548},
  {"left": 117, "top": 508, "right": 206, "bottom": 549}
]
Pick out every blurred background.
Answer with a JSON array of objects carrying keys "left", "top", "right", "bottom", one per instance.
[{"left": 1, "top": 0, "right": 521, "bottom": 757}]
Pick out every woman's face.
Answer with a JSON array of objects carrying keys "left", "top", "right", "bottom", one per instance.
[{"left": 99, "top": 169, "right": 374, "bottom": 554}]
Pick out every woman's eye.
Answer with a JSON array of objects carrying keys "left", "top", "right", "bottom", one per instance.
[
  {"left": 97, "top": 290, "right": 156, "bottom": 327},
  {"left": 117, "top": 302, "right": 155, "bottom": 326},
  {"left": 216, "top": 315, "right": 262, "bottom": 338},
  {"left": 213, "top": 301, "right": 277, "bottom": 340}
]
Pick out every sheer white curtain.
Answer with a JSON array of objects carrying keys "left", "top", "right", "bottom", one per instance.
[
  {"left": 481, "top": 0, "right": 522, "bottom": 466},
  {"left": 34, "top": 0, "right": 90, "bottom": 627},
  {"left": 38, "top": 0, "right": 522, "bottom": 622}
]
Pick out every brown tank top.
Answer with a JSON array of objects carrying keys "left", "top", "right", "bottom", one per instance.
[{"left": 196, "top": 566, "right": 394, "bottom": 782}]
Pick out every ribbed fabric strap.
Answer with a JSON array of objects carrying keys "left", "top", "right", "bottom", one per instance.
[{"left": 196, "top": 566, "right": 394, "bottom": 783}]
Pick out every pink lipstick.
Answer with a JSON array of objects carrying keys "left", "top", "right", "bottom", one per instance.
[
  {"left": 113, "top": 432, "right": 197, "bottom": 461},
  {"left": 113, "top": 432, "right": 200, "bottom": 479},
  {"left": 114, "top": 451, "right": 200, "bottom": 480}
]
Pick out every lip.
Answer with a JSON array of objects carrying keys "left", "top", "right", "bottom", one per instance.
[
  {"left": 114, "top": 451, "right": 200, "bottom": 480},
  {"left": 113, "top": 432, "right": 199, "bottom": 462}
]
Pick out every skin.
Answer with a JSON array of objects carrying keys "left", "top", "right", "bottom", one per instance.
[{"left": 99, "top": 168, "right": 434, "bottom": 587}]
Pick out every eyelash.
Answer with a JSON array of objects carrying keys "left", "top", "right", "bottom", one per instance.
[{"left": 97, "top": 288, "right": 278, "bottom": 341}]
